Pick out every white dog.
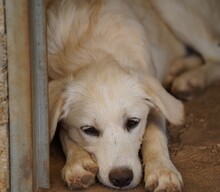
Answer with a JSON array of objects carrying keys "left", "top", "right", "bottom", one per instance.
[{"left": 47, "top": 0, "right": 220, "bottom": 191}]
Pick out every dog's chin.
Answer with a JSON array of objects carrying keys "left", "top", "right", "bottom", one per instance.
[
  {"left": 97, "top": 175, "right": 139, "bottom": 190},
  {"left": 97, "top": 168, "right": 142, "bottom": 190},
  {"left": 97, "top": 175, "right": 142, "bottom": 190}
]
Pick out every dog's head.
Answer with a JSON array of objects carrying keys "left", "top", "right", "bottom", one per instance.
[{"left": 49, "top": 62, "right": 184, "bottom": 189}]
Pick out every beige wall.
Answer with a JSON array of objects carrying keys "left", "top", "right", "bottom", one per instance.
[{"left": 0, "top": 0, "right": 9, "bottom": 191}]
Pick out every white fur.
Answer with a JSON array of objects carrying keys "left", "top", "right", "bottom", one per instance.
[{"left": 47, "top": 0, "right": 220, "bottom": 191}]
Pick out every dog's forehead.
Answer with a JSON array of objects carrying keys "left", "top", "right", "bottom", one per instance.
[
  {"left": 66, "top": 75, "right": 147, "bottom": 125},
  {"left": 86, "top": 89, "right": 136, "bottom": 117},
  {"left": 81, "top": 74, "right": 145, "bottom": 108},
  {"left": 64, "top": 62, "right": 151, "bottom": 126}
]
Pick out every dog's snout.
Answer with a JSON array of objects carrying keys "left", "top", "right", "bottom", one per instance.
[{"left": 109, "top": 167, "right": 133, "bottom": 187}]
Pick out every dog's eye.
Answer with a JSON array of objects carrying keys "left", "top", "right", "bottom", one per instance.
[
  {"left": 125, "top": 117, "right": 140, "bottom": 131},
  {"left": 81, "top": 126, "right": 100, "bottom": 137}
]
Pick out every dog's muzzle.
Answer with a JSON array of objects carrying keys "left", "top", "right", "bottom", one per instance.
[{"left": 108, "top": 167, "right": 133, "bottom": 188}]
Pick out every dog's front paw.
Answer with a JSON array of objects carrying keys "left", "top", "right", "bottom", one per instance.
[
  {"left": 62, "top": 153, "right": 98, "bottom": 190},
  {"left": 144, "top": 165, "right": 183, "bottom": 192}
]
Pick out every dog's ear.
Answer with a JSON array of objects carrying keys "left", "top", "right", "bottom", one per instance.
[
  {"left": 142, "top": 76, "right": 184, "bottom": 125},
  {"left": 49, "top": 76, "right": 73, "bottom": 141}
]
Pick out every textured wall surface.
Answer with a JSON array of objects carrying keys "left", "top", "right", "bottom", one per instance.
[{"left": 0, "top": 0, "right": 9, "bottom": 191}]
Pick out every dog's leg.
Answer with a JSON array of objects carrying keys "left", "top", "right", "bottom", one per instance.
[
  {"left": 163, "top": 54, "right": 204, "bottom": 90},
  {"left": 142, "top": 110, "right": 182, "bottom": 192},
  {"left": 60, "top": 129, "right": 98, "bottom": 190},
  {"left": 171, "top": 61, "right": 220, "bottom": 100}
]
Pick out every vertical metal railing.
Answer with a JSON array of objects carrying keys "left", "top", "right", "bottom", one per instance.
[
  {"left": 6, "top": 0, "right": 49, "bottom": 191},
  {"left": 29, "top": 0, "right": 49, "bottom": 191}
]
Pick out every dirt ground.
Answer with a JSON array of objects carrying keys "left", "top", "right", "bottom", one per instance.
[{"left": 45, "top": 82, "right": 220, "bottom": 192}]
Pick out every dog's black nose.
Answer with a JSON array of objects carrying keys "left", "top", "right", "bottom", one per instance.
[{"left": 109, "top": 167, "right": 133, "bottom": 187}]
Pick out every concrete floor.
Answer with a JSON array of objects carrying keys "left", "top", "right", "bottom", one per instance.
[{"left": 44, "top": 82, "right": 220, "bottom": 192}]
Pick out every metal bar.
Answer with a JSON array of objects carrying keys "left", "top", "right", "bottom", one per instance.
[
  {"left": 29, "top": 0, "right": 50, "bottom": 190},
  {"left": 6, "top": 0, "right": 50, "bottom": 191},
  {"left": 5, "top": 0, "right": 34, "bottom": 191}
]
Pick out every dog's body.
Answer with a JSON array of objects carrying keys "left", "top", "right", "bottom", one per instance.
[{"left": 47, "top": 0, "right": 220, "bottom": 191}]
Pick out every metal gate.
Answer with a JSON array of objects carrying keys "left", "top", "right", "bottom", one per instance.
[{"left": 6, "top": 0, "right": 49, "bottom": 191}]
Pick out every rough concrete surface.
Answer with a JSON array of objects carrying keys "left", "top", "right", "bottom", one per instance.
[
  {"left": 0, "top": 0, "right": 9, "bottom": 192},
  {"left": 45, "top": 82, "right": 220, "bottom": 192}
]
